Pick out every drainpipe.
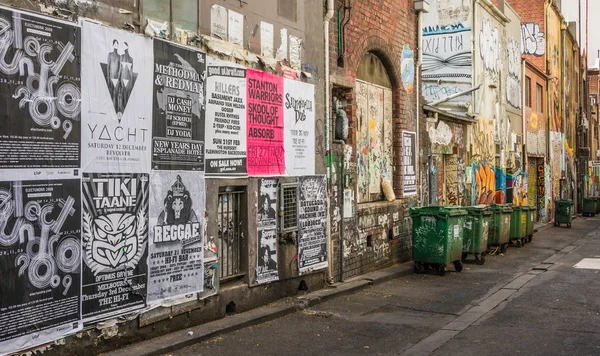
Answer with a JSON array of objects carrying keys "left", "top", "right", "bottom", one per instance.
[
  {"left": 324, "top": 0, "right": 334, "bottom": 283},
  {"left": 522, "top": 59, "right": 526, "bottom": 174},
  {"left": 416, "top": 10, "right": 423, "bottom": 205}
]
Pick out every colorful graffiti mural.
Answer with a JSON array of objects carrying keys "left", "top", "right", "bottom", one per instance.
[{"left": 473, "top": 162, "right": 495, "bottom": 205}]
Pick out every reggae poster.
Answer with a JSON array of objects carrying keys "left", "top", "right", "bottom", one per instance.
[
  {"left": 148, "top": 171, "right": 205, "bottom": 303},
  {"left": 0, "top": 6, "right": 81, "bottom": 169},
  {"left": 256, "top": 178, "right": 278, "bottom": 284},
  {"left": 297, "top": 176, "right": 328, "bottom": 274},
  {"left": 204, "top": 58, "right": 247, "bottom": 176},
  {"left": 81, "top": 173, "right": 149, "bottom": 321},
  {"left": 81, "top": 21, "right": 153, "bottom": 173},
  {"left": 152, "top": 40, "right": 206, "bottom": 171},
  {"left": 0, "top": 179, "right": 81, "bottom": 355}
]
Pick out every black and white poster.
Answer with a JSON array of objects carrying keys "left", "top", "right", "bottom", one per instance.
[
  {"left": 283, "top": 78, "right": 315, "bottom": 176},
  {"left": 152, "top": 40, "right": 206, "bottom": 171},
  {"left": 0, "top": 7, "right": 81, "bottom": 169},
  {"left": 148, "top": 171, "right": 205, "bottom": 303},
  {"left": 0, "top": 179, "right": 81, "bottom": 355},
  {"left": 81, "top": 21, "right": 153, "bottom": 173},
  {"left": 297, "top": 176, "right": 327, "bottom": 274},
  {"left": 402, "top": 130, "right": 417, "bottom": 197},
  {"left": 256, "top": 178, "right": 278, "bottom": 284},
  {"left": 81, "top": 173, "right": 149, "bottom": 321},
  {"left": 205, "top": 58, "right": 247, "bottom": 176}
]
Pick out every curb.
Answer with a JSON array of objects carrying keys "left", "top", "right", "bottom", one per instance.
[{"left": 104, "top": 262, "right": 414, "bottom": 356}]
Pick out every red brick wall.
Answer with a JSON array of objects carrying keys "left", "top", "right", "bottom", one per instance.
[
  {"left": 506, "top": 0, "right": 547, "bottom": 72},
  {"left": 328, "top": 0, "right": 421, "bottom": 198},
  {"left": 589, "top": 70, "right": 600, "bottom": 95}
]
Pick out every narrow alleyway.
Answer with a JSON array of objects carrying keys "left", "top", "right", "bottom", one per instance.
[{"left": 163, "top": 217, "right": 600, "bottom": 356}]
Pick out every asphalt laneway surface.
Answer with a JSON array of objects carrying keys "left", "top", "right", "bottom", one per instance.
[{"left": 165, "top": 217, "right": 600, "bottom": 356}]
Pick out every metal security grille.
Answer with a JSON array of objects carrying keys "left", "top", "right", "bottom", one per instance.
[
  {"left": 281, "top": 183, "right": 298, "bottom": 232},
  {"left": 217, "top": 187, "right": 245, "bottom": 281}
]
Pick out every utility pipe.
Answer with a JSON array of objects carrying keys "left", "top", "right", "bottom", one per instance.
[
  {"left": 324, "top": 0, "right": 334, "bottom": 283},
  {"left": 416, "top": 10, "right": 423, "bottom": 205}
]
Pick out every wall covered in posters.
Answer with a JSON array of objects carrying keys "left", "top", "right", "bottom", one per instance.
[
  {"left": 148, "top": 171, "right": 205, "bottom": 303},
  {"left": 81, "top": 173, "right": 149, "bottom": 321},
  {"left": 0, "top": 179, "right": 81, "bottom": 354},
  {"left": 81, "top": 21, "right": 153, "bottom": 173},
  {"left": 257, "top": 178, "right": 279, "bottom": 284},
  {"left": 297, "top": 176, "right": 327, "bottom": 274},
  {"left": 152, "top": 40, "right": 206, "bottom": 171},
  {"left": 246, "top": 70, "right": 285, "bottom": 176},
  {"left": 0, "top": 7, "right": 81, "bottom": 169},
  {"left": 204, "top": 58, "right": 247, "bottom": 176}
]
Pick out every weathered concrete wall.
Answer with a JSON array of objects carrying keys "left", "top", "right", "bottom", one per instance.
[{"left": 472, "top": 0, "right": 508, "bottom": 205}]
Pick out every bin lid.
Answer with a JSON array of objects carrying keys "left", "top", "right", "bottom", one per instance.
[
  {"left": 409, "top": 205, "right": 467, "bottom": 217},
  {"left": 491, "top": 204, "right": 513, "bottom": 212},
  {"left": 584, "top": 197, "right": 596, "bottom": 201},
  {"left": 466, "top": 205, "right": 493, "bottom": 216}
]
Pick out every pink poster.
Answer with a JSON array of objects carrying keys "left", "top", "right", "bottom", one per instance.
[{"left": 246, "top": 70, "right": 285, "bottom": 176}]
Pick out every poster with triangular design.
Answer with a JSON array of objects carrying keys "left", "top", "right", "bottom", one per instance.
[{"left": 81, "top": 21, "right": 153, "bottom": 173}]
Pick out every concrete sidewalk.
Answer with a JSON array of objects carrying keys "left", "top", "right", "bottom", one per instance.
[{"left": 104, "top": 264, "right": 414, "bottom": 356}]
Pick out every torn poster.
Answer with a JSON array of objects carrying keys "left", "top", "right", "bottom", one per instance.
[
  {"left": 246, "top": 70, "right": 285, "bottom": 176},
  {"left": 289, "top": 35, "right": 302, "bottom": 70},
  {"left": 0, "top": 179, "right": 82, "bottom": 355},
  {"left": 0, "top": 6, "right": 81, "bottom": 169},
  {"left": 283, "top": 79, "right": 315, "bottom": 176},
  {"left": 205, "top": 58, "right": 247, "bottom": 176},
  {"left": 210, "top": 4, "right": 228, "bottom": 40},
  {"left": 228, "top": 10, "right": 243, "bottom": 46},
  {"left": 148, "top": 171, "right": 205, "bottom": 303},
  {"left": 152, "top": 39, "right": 206, "bottom": 171},
  {"left": 257, "top": 178, "right": 279, "bottom": 284},
  {"left": 260, "top": 21, "right": 274, "bottom": 58},
  {"left": 297, "top": 175, "right": 328, "bottom": 274},
  {"left": 81, "top": 173, "right": 149, "bottom": 321},
  {"left": 81, "top": 21, "right": 153, "bottom": 173}
]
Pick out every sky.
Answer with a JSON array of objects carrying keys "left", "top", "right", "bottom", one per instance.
[{"left": 561, "top": 0, "right": 599, "bottom": 67}]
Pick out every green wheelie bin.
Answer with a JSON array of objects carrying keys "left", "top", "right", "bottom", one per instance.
[
  {"left": 583, "top": 197, "right": 596, "bottom": 217},
  {"left": 509, "top": 205, "right": 527, "bottom": 247},
  {"left": 524, "top": 206, "right": 535, "bottom": 243},
  {"left": 488, "top": 204, "right": 512, "bottom": 253},
  {"left": 410, "top": 206, "right": 467, "bottom": 276},
  {"left": 462, "top": 205, "right": 491, "bottom": 265},
  {"left": 554, "top": 200, "right": 573, "bottom": 228},
  {"left": 595, "top": 197, "right": 600, "bottom": 214}
]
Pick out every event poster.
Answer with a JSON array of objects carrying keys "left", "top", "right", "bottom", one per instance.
[
  {"left": 297, "top": 176, "right": 328, "bottom": 274},
  {"left": 246, "top": 70, "right": 285, "bottom": 176},
  {"left": 148, "top": 171, "right": 205, "bottom": 303},
  {"left": 256, "top": 178, "right": 279, "bottom": 284},
  {"left": 0, "top": 7, "right": 81, "bottom": 169},
  {"left": 402, "top": 130, "right": 417, "bottom": 196},
  {"left": 0, "top": 179, "right": 82, "bottom": 354},
  {"left": 81, "top": 21, "right": 153, "bottom": 173},
  {"left": 81, "top": 173, "right": 149, "bottom": 321},
  {"left": 205, "top": 58, "right": 247, "bottom": 176},
  {"left": 283, "top": 79, "right": 315, "bottom": 175},
  {"left": 152, "top": 40, "right": 206, "bottom": 171}
]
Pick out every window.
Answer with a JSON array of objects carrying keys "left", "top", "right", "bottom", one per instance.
[
  {"left": 278, "top": 0, "right": 297, "bottom": 21},
  {"left": 280, "top": 183, "right": 298, "bottom": 232},
  {"left": 525, "top": 76, "right": 531, "bottom": 108},
  {"left": 536, "top": 83, "right": 543, "bottom": 113}
]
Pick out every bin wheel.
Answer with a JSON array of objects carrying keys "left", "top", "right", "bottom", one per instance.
[
  {"left": 554, "top": 222, "right": 559, "bottom": 227},
  {"left": 453, "top": 261, "right": 463, "bottom": 272},
  {"left": 528, "top": 235, "right": 533, "bottom": 243},
  {"left": 414, "top": 262, "right": 425, "bottom": 274},
  {"left": 475, "top": 253, "right": 485, "bottom": 265},
  {"left": 501, "top": 243, "right": 508, "bottom": 253},
  {"left": 521, "top": 238, "right": 527, "bottom": 246},
  {"left": 436, "top": 264, "right": 446, "bottom": 276},
  {"left": 461, "top": 252, "right": 468, "bottom": 261},
  {"left": 567, "top": 223, "right": 572, "bottom": 228}
]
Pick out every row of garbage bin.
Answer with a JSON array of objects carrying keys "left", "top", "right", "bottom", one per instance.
[{"left": 409, "top": 200, "right": 575, "bottom": 276}]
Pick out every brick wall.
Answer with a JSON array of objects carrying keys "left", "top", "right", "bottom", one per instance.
[
  {"left": 507, "top": 0, "right": 548, "bottom": 72},
  {"left": 327, "top": 0, "right": 422, "bottom": 281}
]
